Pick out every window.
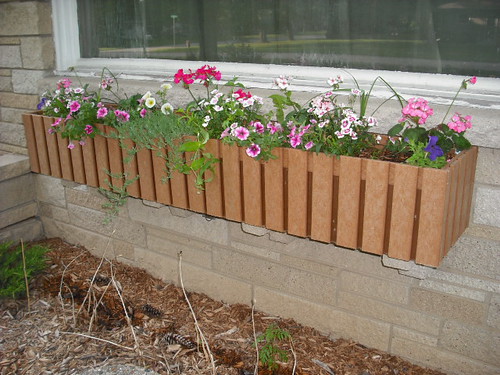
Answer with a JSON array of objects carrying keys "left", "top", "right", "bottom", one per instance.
[{"left": 75, "top": 0, "right": 500, "bottom": 78}]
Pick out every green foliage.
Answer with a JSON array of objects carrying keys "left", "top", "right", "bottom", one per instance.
[
  {"left": 99, "top": 171, "right": 139, "bottom": 223},
  {"left": 256, "top": 324, "right": 292, "bottom": 371},
  {"left": 405, "top": 141, "right": 448, "bottom": 168},
  {"left": 0, "top": 242, "right": 49, "bottom": 299}
]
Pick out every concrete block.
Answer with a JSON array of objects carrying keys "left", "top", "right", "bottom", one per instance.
[
  {"left": 146, "top": 226, "right": 213, "bottom": 269},
  {"left": 465, "top": 224, "right": 500, "bottom": 242},
  {"left": 12, "top": 69, "right": 47, "bottom": 94},
  {"left": 213, "top": 248, "right": 337, "bottom": 305},
  {"left": 0, "top": 173, "right": 34, "bottom": 211},
  {"left": 442, "top": 236, "right": 500, "bottom": 281},
  {"left": 340, "top": 271, "right": 410, "bottom": 305},
  {"left": 440, "top": 320, "right": 500, "bottom": 366},
  {"left": 20, "top": 37, "right": 55, "bottom": 70},
  {"left": 0, "top": 201, "right": 37, "bottom": 229},
  {"left": 0, "top": 2, "right": 51, "bottom": 35},
  {"left": 0, "top": 45, "right": 21, "bottom": 68},
  {"left": 231, "top": 240, "right": 280, "bottom": 261},
  {"left": 487, "top": 293, "right": 500, "bottom": 330},
  {"left": 0, "top": 122, "right": 26, "bottom": 147},
  {"left": 0, "top": 92, "right": 39, "bottom": 110},
  {"left": 254, "top": 287, "right": 391, "bottom": 351},
  {"left": 391, "top": 337, "right": 499, "bottom": 375},
  {"left": 419, "top": 279, "right": 487, "bottom": 302},
  {"left": 38, "top": 201, "right": 70, "bottom": 222},
  {"left": 128, "top": 198, "right": 229, "bottom": 246},
  {"left": 229, "top": 222, "right": 286, "bottom": 253},
  {"left": 134, "top": 247, "right": 178, "bottom": 284},
  {"left": 36, "top": 174, "right": 66, "bottom": 207},
  {"left": 0, "top": 153, "right": 30, "bottom": 182},
  {"left": 241, "top": 223, "right": 269, "bottom": 237},
  {"left": 269, "top": 230, "right": 296, "bottom": 244},
  {"left": 410, "top": 288, "right": 487, "bottom": 324},
  {"left": 338, "top": 292, "right": 441, "bottom": 335},
  {"left": 391, "top": 326, "right": 438, "bottom": 346},
  {"left": 0, "top": 69, "right": 12, "bottom": 76},
  {"left": 473, "top": 186, "right": 500, "bottom": 228},
  {"left": 0, "top": 37, "right": 20, "bottom": 45},
  {"left": 280, "top": 254, "right": 340, "bottom": 278},
  {"left": 65, "top": 184, "right": 116, "bottom": 214},
  {"left": 425, "top": 269, "right": 500, "bottom": 294},
  {"left": 1, "top": 107, "right": 27, "bottom": 124},
  {"left": 0, "top": 76, "right": 12, "bottom": 91},
  {"left": 476, "top": 148, "right": 500, "bottom": 185},
  {"left": 0, "top": 217, "right": 43, "bottom": 243},
  {"left": 67, "top": 204, "right": 146, "bottom": 247}
]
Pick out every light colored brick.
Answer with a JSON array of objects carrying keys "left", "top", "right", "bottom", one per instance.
[
  {"left": 0, "top": 153, "right": 30, "bottom": 181},
  {"left": 0, "top": 69, "right": 11, "bottom": 76},
  {"left": 0, "top": 92, "right": 39, "bottom": 110},
  {"left": 1, "top": 107, "right": 27, "bottom": 124},
  {"left": 254, "top": 287, "right": 391, "bottom": 351},
  {"left": 231, "top": 240, "right": 280, "bottom": 261},
  {"left": 476, "top": 147, "right": 500, "bottom": 185},
  {"left": 269, "top": 230, "right": 296, "bottom": 244},
  {"left": 0, "top": 45, "right": 21, "bottom": 68},
  {"left": 465, "top": 224, "right": 500, "bottom": 242},
  {"left": 473, "top": 186, "right": 500, "bottom": 228},
  {"left": 241, "top": 223, "right": 269, "bottom": 237},
  {"left": 36, "top": 174, "right": 66, "bottom": 207},
  {"left": 419, "top": 279, "right": 487, "bottom": 302},
  {"left": 0, "top": 76, "right": 12, "bottom": 91},
  {"left": 0, "top": 217, "right": 42, "bottom": 243},
  {"left": 0, "top": 122, "right": 26, "bottom": 147},
  {"left": 440, "top": 320, "right": 500, "bottom": 365},
  {"left": 410, "top": 288, "right": 487, "bottom": 324},
  {"left": 20, "top": 37, "right": 55, "bottom": 70},
  {"left": 426, "top": 269, "right": 500, "bottom": 294},
  {"left": 338, "top": 292, "right": 441, "bottom": 335},
  {"left": 214, "top": 248, "right": 337, "bottom": 305},
  {"left": 340, "top": 271, "right": 410, "bottom": 305},
  {"left": 391, "top": 337, "right": 499, "bottom": 375},
  {"left": 38, "top": 202, "right": 70, "bottom": 222},
  {"left": 392, "top": 326, "right": 438, "bottom": 346},
  {"left": 0, "top": 173, "right": 34, "bottom": 211},
  {"left": 128, "top": 197, "right": 229, "bottom": 246},
  {"left": 134, "top": 247, "right": 178, "bottom": 284},
  {"left": 0, "top": 37, "right": 20, "bottom": 45},
  {"left": 65, "top": 184, "right": 118, "bottom": 214},
  {"left": 280, "top": 254, "right": 340, "bottom": 278},
  {"left": 0, "top": 201, "right": 37, "bottom": 229},
  {"left": 488, "top": 293, "right": 500, "bottom": 329},
  {"left": 229, "top": 221, "right": 285, "bottom": 252},
  {"left": 0, "top": 2, "right": 51, "bottom": 35},
  {"left": 12, "top": 69, "right": 47, "bottom": 94}
]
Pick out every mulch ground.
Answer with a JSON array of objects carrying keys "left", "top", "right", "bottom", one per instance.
[{"left": 0, "top": 238, "right": 448, "bottom": 375}]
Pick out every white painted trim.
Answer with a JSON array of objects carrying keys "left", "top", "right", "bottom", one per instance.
[{"left": 51, "top": 0, "right": 80, "bottom": 71}]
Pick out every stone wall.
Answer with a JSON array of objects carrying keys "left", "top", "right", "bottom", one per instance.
[{"left": 36, "top": 174, "right": 500, "bottom": 375}]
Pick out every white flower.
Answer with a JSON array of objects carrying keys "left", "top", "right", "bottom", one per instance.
[
  {"left": 161, "top": 102, "right": 173, "bottom": 114},
  {"left": 274, "top": 75, "right": 291, "bottom": 90},
  {"left": 160, "top": 83, "right": 172, "bottom": 91},
  {"left": 213, "top": 105, "right": 223, "bottom": 112},
  {"left": 145, "top": 97, "right": 156, "bottom": 108},
  {"left": 141, "top": 91, "right": 152, "bottom": 101},
  {"left": 74, "top": 88, "right": 84, "bottom": 94}
]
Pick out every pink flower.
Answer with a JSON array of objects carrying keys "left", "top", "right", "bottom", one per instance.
[
  {"left": 469, "top": 76, "right": 477, "bottom": 85},
  {"left": 220, "top": 127, "right": 231, "bottom": 139},
  {"left": 47, "top": 128, "right": 55, "bottom": 135},
  {"left": 305, "top": 141, "right": 314, "bottom": 150},
  {"left": 85, "top": 125, "right": 94, "bottom": 134},
  {"left": 114, "top": 109, "right": 130, "bottom": 122},
  {"left": 52, "top": 117, "right": 63, "bottom": 127},
  {"left": 289, "top": 134, "right": 302, "bottom": 148},
  {"left": 447, "top": 112, "right": 472, "bottom": 133},
  {"left": 251, "top": 121, "right": 265, "bottom": 134},
  {"left": 233, "top": 126, "right": 250, "bottom": 141},
  {"left": 267, "top": 122, "right": 282, "bottom": 134},
  {"left": 79, "top": 140, "right": 86, "bottom": 146},
  {"left": 401, "top": 98, "right": 434, "bottom": 125},
  {"left": 246, "top": 144, "right": 261, "bottom": 158},
  {"left": 274, "top": 75, "right": 290, "bottom": 90},
  {"left": 97, "top": 107, "right": 108, "bottom": 119},
  {"left": 57, "top": 78, "right": 72, "bottom": 89},
  {"left": 67, "top": 142, "right": 75, "bottom": 150},
  {"left": 68, "top": 100, "right": 81, "bottom": 113},
  {"left": 140, "top": 108, "right": 148, "bottom": 118}
]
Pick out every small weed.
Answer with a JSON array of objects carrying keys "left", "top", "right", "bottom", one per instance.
[{"left": 256, "top": 323, "right": 292, "bottom": 372}]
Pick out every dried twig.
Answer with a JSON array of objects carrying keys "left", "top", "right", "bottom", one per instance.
[
  {"left": 251, "top": 300, "right": 259, "bottom": 375},
  {"left": 20, "top": 239, "right": 30, "bottom": 313},
  {"left": 312, "top": 358, "right": 336, "bottom": 375},
  {"left": 177, "top": 251, "right": 216, "bottom": 375},
  {"left": 61, "top": 331, "right": 135, "bottom": 351},
  {"left": 290, "top": 339, "right": 297, "bottom": 375}
]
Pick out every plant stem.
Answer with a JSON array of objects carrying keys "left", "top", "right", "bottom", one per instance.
[
  {"left": 441, "top": 83, "right": 464, "bottom": 124},
  {"left": 20, "top": 239, "right": 30, "bottom": 313}
]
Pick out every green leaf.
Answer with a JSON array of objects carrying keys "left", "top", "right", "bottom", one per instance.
[
  {"left": 452, "top": 134, "right": 472, "bottom": 150},
  {"left": 179, "top": 141, "right": 202, "bottom": 152},
  {"left": 388, "top": 123, "right": 404, "bottom": 136},
  {"left": 189, "top": 157, "right": 205, "bottom": 171}
]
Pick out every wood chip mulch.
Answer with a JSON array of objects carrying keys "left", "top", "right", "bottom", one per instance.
[{"left": 0, "top": 238, "right": 448, "bottom": 375}]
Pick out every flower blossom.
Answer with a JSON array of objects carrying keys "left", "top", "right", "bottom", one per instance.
[
  {"left": 97, "top": 107, "right": 108, "bottom": 119},
  {"left": 161, "top": 103, "right": 173, "bottom": 114},
  {"left": 68, "top": 100, "right": 81, "bottom": 113},
  {"left": 145, "top": 97, "right": 156, "bottom": 108},
  {"left": 85, "top": 125, "right": 94, "bottom": 134},
  {"left": 140, "top": 108, "right": 148, "bottom": 118},
  {"left": 424, "top": 136, "right": 444, "bottom": 161},
  {"left": 469, "top": 76, "right": 477, "bottom": 85},
  {"left": 447, "top": 113, "right": 472, "bottom": 133},
  {"left": 57, "top": 78, "right": 72, "bottom": 90},
  {"left": 233, "top": 126, "right": 250, "bottom": 141},
  {"left": 274, "top": 75, "right": 291, "bottom": 90},
  {"left": 246, "top": 143, "right": 261, "bottom": 158},
  {"left": 114, "top": 109, "right": 130, "bottom": 122},
  {"left": 327, "top": 75, "right": 343, "bottom": 87},
  {"left": 67, "top": 142, "right": 75, "bottom": 150},
  {"left": 400, "top": 98, "right": 434, "bottom": 125}
]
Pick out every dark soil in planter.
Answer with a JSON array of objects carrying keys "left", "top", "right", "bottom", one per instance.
[{"left": 0, "top": 238, "right": 447, "bottom": 375}]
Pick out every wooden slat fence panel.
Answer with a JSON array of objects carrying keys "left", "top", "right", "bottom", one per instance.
[
  {"left": 55, "top": 132, "right": 74, "bottom": 181},
  {"left": 459, "top": 148, "right": 478, "bottom": 237},
  {"left": 93, "top": 124, "right": 110, "bottom": 189},
  {"left": 32, "top": 114, "right": 51, "bottom": 175},
  {"left": 81, "top": 137, "right": 99, "bottom": 187},
  {"left": 69, "top": 142, "right": 86, "bottom": 185},
  {"left": 204, "top": 139, "right": 224, "bottom": 217},
  {"left": 221, "top": 143, "right": 243, "bottom": 222},
  {"left": 242, "top": 155, "right": 263, "bottom": 226},
  {"left": 264, "top": 148, "right": 285, "bottom": 232},
  {"left": 310, "top": 153, "right": 334, "bottom": 243},
  {"left": 121, "top": 139, "right": 141, "bottom": 198},
  {"left": 104, "top": 126, "right": 124, "bottom": 189},
  {"left": 136, "top": 148, "right": 156, "bottom": 201},
  {"left": 444, "top": 160, "right": 459, "bottom": 253},
  {"left": 22, "top": 113, "right": 40, "bottom": 173},
  {"left": 42, "top": 117, "right": 62, "bottom": 178},
  {"left": 184, "top": 150, "right": 207, "bottom": 214},
  {"left": 287, "top": 148, "right": 309, "bottom": 237},
  {"left": 151, "top": 148, "right": 172, "bottom": 206}
]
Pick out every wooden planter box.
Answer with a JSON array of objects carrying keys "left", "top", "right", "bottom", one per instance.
[{"left": 23, "top": 113, "right": 478, "bottom": 267}]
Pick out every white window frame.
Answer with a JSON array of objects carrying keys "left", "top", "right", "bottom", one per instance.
[{"left": 52, "top": 0, "right": 499, "bottom": 109}]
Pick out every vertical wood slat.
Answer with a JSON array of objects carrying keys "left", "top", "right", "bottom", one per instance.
[
  {"left": 136, "top": 148, "right": 156, "bottom": 201},
  {"left": 451, "top": 156, "right": 467, "bottom": 247},
  {"left": 93, "top": 124, "right": 110, "bottom": 189},
  {"left": 151, "top": 148, "right": 172, "bottom": 206},
  {"left": 415, "top": 168, "right": 449, "bottom": 266},
  {"left": 121, "top": 139, "right": 141, "bottom": 198},
  {"left": 105, "top": 126, "right": 124, "bottom": 188},
  {"left": 81, "top": 137, "right": 99, "bottom": 187},
  {"left": 264, "top": 148, "right": 285, "bottom": 232},
  {"left": 32, "top": 114, "right": 51, "bottom": 175},
  {"left": 336, "top": 156, "right": 362, "bottom": 249},
  {"left": 204, "top": 139, "right": 224, "bottom": 217},
  {"left": 22, "top": 114, "right": 40, "bottom": 173},
  {"left": 362, "top": 159, "right": 390, "bottom": 254},
  {"left": 221, "top": 143, "right": 243, "bottom": 222},
  {"left": 242, "top": 155, "right": 263, "bottom": 226},
  {"left": 287, "top": 148, "right": 309, "bottom": 237},
  {"left": 387, "top": 163, "right": 419, "bottom": 260},
  {"left": 443, "top": 161, "right": 460, "bottom": 253},
  {"left": 184, "top": 151, "right": 206, "bottom": 214},
  {"left": 69, "top": 142, "right": 87, "bottom": 184},
  {"left": 310, "top": 153, "right": 334, "bottom": 243},
  {"left": 459, "top": 147, "right": 478, "bottom": 238},
  {"left": 56, "top": 132, "right": 74, "bottom": 181},
  {"left": 42, "top": 117, "right": 62, "bottom": 178},
  {"left": 169, "top": 146, "right": 189, "bottom": 209}
]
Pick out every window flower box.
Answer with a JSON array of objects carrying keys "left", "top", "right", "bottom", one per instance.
[{"left": 23, "top": 112, "right": 478, "bottom": 267}]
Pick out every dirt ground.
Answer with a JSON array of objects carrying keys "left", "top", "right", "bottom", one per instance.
[{"left": 0, "top": 238, "right": 448, "bottom": 375}]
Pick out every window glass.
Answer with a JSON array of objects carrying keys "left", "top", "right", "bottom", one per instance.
[{"left": 77, "top": 0, "right": 500, "bottom": 78}]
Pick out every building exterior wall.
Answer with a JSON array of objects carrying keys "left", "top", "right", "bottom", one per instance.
[{"left": 1, "top": 2, "right": 499, "bottom": 374}]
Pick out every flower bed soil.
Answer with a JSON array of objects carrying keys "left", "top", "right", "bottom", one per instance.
[{"left": 0, "top": 238, "right": 447, "bottom": 375}]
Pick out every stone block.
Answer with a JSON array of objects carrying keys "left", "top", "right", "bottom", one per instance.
[
  {"left": 0, "top": 92, "right": 39, "bottom": 110},
  {"left": 473, "top": 186, "right": 500, "bottom": 228},
  {"left": 213, "top": 248, "right": 337, "bottom": 305},
  {"left": 0, "top": 122, "right": 26, "bottom": 147},
  {"left": 0, "top": 2, "right": 51, "bottom": 35},
  {"left": 425, "top": 268, "right": 500, "bottom": 294},
  {"left": 1, "top": 107, "right": 27, "bottom": 124},
  {"left": 410, "top": 288, "right": 487, "bottom": 324},
  {"left": 36, "top": 174, "right": 66, "bottom": 207},
  {"left": 280, "top": 254, "right": 340, "bottom": 278},
  {"left": 146, "top": 226, "right": 213, "bottom": 269},
  {"left": 12, "top": 69, "right": 47, "bottom": 94},
  {"left": 229, "top": 222, "right": 285, "bottom": 252},
  {"left": 0, "top": 173, "right": 34, "bottom": 211},
  {"left": 418, "top": 279, "right": 487, "bottom": 302},
  {"left": 0, "top": 69, "right": 11, "bottom": 76},
  {"left": 268, "top": 230, "right": 296, "bottom": 244},
  {"left": 391, "top": 337, "right": 499, "bottom": 375},
  {"left": 391, "top": 326, "right": 438, "bottom": 346},
  {"left": 231, "top": 240, "right": 280, "bottom": 261},
  {"left": 338, "top": 292, "right": 441, "bottom": 335},
  {"left": 0, "top": 37, "right": 20, "bottom": 45},
  {"left": 476, "top": 148, "right": 500, "bottom": 185},
  {"left": 65, "top": 184, "right": 112, "bottom": 213},
  {"left": 0, "top": 153, "right": 30, "bottom": 182},
  {"left": 134, "top": 247, "right": 178, "bottom": 284},
  {"left": 0, "top": 45, "right": 21, "bottom": 68},
  {"left": 241, "top": 223, "right": 269, "bottom": 237},
  {"left": 487, "top": 293, "right": 500, "bottom": 329},
  {"left": 442, "top": 236, "right": 500, "bottom": 281},
  {"left": 440, "top": 319, "right": 500, "bottom": 365},
  {"left": 0, "top": 201, "right": 37, "bottom": 229},
  {"left": 0, "top": 76, "right": 12, "bottom": 91},
  {"left": 340, "top": 271, "right": 410, "bottom": 305},
  {"left": 0, "top": 217, "right": 43, "bottom": 243},
  {"left": 465, "top": 224, "right": 500, "bottom": 242},
  {"left": 38, "top": 201, "right": 69, "bottom": 222},
  {"left": 254, "top": 287, "right": 391, "bottom": 351},
  {"left": 128, "top": 198, "right": 229, "bottom": 246},
  {"left": 20, "top": 37, "right": 55, "bottom": 70}
]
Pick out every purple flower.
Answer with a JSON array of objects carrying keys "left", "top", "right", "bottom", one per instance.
[
  {"left": 85, "top": 124, "right": 94, "bottom": 134},
  {"left": 246, "top": 143, "right": 261, "bottom": 158},
  {"left": 424, "top": 136, "right": 444, "bottom": 161},
  {"left": 37, "top": 97, "right": 47, "bottom": 110},
  {"left": 233, "top": 126, "right": 250, "bottom": 141}
]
